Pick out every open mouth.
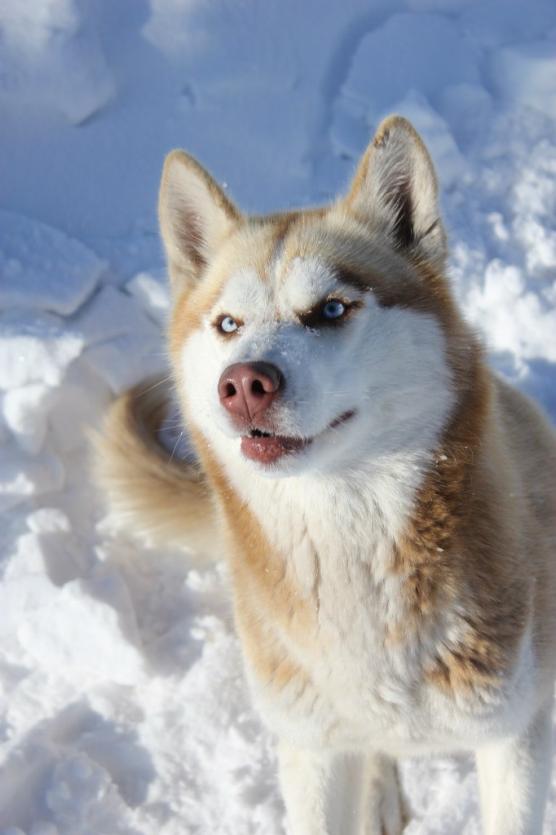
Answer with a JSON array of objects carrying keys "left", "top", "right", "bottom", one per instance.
[{"left": 240, "top": 410, "right": 356, "bottom": 465}]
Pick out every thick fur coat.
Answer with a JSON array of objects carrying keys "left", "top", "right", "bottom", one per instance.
[{"left": 95, "top": 117, "right": 556, "bottom": 835}]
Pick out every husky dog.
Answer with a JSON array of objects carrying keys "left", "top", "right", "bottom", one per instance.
[{"left": 96, "top": 117, "right": 556, "bottom": 834}]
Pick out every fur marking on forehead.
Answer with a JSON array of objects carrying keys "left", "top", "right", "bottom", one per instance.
[
  {"left": 215, "top": 267, "right": 272, "bottom": 315},
  {"left": 280, "top": 257, "right": 345, "bottom": 311}
]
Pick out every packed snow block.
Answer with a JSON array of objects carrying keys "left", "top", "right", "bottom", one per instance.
[
  {"left": 51, "top": 29, "right": 116, "bottom": 125},
  {"left": 47, "top": 372, "right": 112, "bottom": 455},
  {"left": 491, "top": 41, "right": 556, "bottom": 116},
  {"left": 76, "top": 285, "right": 166, "bottom": 393},
  {"left": 125, "top": 271, "right": 170, "bottom": 326},
  {"left": 3, "top": 384, "right": 54, "bottom": 454},
  {"left": 0, "top": 447, "right": 65, "bottom": 512},
  {"left": 331, "top": 12, "right": 480, "bottom": 159},
  {"left": 0, "top": 0, "right": 115, "bottom": 125},
  {"left": 72, "top": 285, "right": 160, "bottom": 346},
  {"left": 83, "top": 335, "right": 167, "bottom": 395},
  {"left": 0, "top": 211, "right": 106, "bottom": 316},
  {"left": 0, "top": 311, "right": 84, "bottom": 390}
]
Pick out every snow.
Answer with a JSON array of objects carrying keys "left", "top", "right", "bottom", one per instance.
[
  {"left": 0, "top": 0, "right": 555, "bottom": 833},
  {"left": 0, "top": 0, "right": 115, "bottom": 125},
  {"left": 0, "top": 212, "right": 106, "bottom": 316}
]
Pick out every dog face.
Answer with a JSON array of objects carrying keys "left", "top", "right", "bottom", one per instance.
[{"left": 161, "top": 118, "right": 457, "bottom": 477}]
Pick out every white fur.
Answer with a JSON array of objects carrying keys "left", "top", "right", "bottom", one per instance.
[
  {"left": 183, "top": 258, "right": 454, "bottom": 473},
  {"left": 179, "top": 256, "right": 550, "bottom": 833},
  {"left": 476, "top": 699, "right": 554, "bottom": 835},
  {"left": 279, "top": 744, "right": 405, "bottom": 835}
]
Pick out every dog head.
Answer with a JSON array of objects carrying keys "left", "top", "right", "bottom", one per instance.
[{"left": 160, "top": 117, "right": 459, "bottom": 477}]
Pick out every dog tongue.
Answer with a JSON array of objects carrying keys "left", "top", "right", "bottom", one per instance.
[{"left": 241, "top": 434, "right": 307, "bottom": 464}]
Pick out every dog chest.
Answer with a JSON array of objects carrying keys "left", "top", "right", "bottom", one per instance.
[{"left": 236, "top": 532, "right": 536, "bottom": 757}]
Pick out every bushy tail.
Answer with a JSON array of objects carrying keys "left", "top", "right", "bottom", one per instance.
[{"left": 92, "top": 377, "right": 218, "bottom": 556}]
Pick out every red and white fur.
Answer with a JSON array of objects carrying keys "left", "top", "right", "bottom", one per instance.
[{"left": 95, "top": 116, "right": 556, "bottom": 834}]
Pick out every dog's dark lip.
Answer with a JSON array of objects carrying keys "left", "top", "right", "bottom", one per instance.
[
  {"left": 328, "top": 409, "right": 356, "bottom": 430},
  {"left": 240, "top": 409, "right": 356, "bottom": 464},
  {"left": 247, "top": 427, "right": 273, "bottom": 439}
]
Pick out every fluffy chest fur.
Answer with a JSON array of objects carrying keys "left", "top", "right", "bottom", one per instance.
[
  {"left": 149, "top": 112, "right": 555, "bottom": 771},
  {"left": 197, "top": 435, "right": 536, "bottom": 758},
  {"left": 95, "top": 113, "right": 556, "bottom": 835}
]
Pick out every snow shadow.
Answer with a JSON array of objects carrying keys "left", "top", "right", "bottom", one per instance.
[{"left": 0, "top": 699, "right": 156, "bottom": 833}]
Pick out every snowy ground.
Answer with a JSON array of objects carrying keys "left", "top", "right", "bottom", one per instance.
[{"left": 1, "top": 1, "right": 556, "bottom": 833}]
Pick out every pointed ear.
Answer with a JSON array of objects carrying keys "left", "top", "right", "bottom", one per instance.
[
  {"left": 345, "top": 116, "right": 447, "bottom": 268},
  {"left": 159, "top": 150, "right": 240, "bottom": 290}
]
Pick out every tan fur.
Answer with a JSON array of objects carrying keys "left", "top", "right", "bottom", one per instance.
[
  {"left": 102, "top": 206, "right": 556, "bottom": 704},
  {"left": 100, "top": 170, "right": 556, "bottom": 700},
  {"left": 94, "top": 116, "right": 556, "bottom": 833},
  {"left": 158, "top": 202, "right": 553, "bottom": 700},
  {"left": 92, "top": 377, "right": 218, "bottom": 554},
  {"left": 191, "top": 429, "right": 320, "bottom": 644},
  {"left": 159, "top": 149, "right": 241, "bottom": 291}
]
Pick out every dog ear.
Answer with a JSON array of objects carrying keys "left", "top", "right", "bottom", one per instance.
[
  {"left": 159, "top": 150, "right": 240, "bottom": 290},
  {"left": 345, "top": 116, "right": 447, "bottom": 268}
]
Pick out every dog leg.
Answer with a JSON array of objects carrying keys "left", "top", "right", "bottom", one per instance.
[
  {"left": 278, "top": 742, "right": 405, "bottom": 835},
  {"left": 475, "top": 698, "right": 553, "bottom": 835},
  {"left": 363, "top": 754, "right": 407, "bottom": 835}
]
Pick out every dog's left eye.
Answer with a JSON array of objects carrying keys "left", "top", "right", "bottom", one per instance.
[
  {"left": 218, "top": 315, "right": 239, "bottom": 334},
  {"left": 322, "top": 299, "right": 346, "bottom": 320}
]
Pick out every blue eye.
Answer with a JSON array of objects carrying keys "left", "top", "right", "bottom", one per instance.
[
  {"left": 322, "top": 299, "right": 346, "bottom": 320},
  {"left": 219, "top": 315, "right": 239, "bottom": 334}
]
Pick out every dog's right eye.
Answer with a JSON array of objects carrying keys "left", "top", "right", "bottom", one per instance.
[
  {"left": 322, "top": 299, "right": 346, "bottom": 320},
  {"left": 216, "top": 315, "right": 240, "bottom": 334}
]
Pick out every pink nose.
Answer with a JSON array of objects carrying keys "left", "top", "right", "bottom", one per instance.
[{"left": 218, "top": 362, "right": 283, "bottom": 424}]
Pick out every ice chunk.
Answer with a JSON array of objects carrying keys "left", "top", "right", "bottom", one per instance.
[{"left": 0, "top": 211, "right": 106, "bottom": 316}]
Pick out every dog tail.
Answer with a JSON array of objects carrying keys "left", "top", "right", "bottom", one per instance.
[{"left": 92, "top": 377, "right": 218, "bottom": 557}]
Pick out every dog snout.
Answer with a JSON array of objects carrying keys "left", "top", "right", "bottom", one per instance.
[{"left": 218, "top": 361, "right": 284, "bottom": 424}]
